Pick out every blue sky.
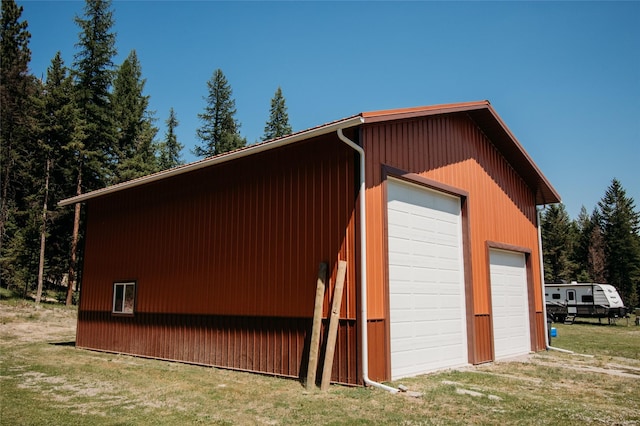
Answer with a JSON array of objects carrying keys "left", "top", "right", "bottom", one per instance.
[{"left": 21, "top": 1, "right": 639, "bottom": 219}]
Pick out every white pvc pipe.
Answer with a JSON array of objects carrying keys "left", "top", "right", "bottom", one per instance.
[
  {"left": 548, "top": 346, "right": 575, "bottom": 354},
  {"left": 537, "top": 208, "right": 550, "bottom": 347},
  {"left": 337, "top": 128, "right": 399, "bottom": 394}
]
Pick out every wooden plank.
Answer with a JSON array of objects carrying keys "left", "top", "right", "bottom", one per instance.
[
  {"left": 320, "top": 260, "right": 347, "bottom": 391},
  {"left": 305, "top": 262, "right": 327, "bottom": 389}
]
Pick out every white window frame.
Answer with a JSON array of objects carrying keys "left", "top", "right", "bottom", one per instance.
[{"left": 112, "top": 281, "right": 136, "bottom": 314}]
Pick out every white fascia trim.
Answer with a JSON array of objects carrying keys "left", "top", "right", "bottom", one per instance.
[{"left": 58, "top": 116, "right": 364, "bottom": 207}]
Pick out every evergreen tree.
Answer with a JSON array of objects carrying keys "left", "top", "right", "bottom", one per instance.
[
  {"left": 33, "top": 52, "right": 85, "bottom": 302},
  {"left": 112, "top": 50, "right": 158, "bottom": 182},
  {"left": 586, "top": 215, "right": 607, "bottom": 283},
  {"left": 572, "top": 206, "right": 594, "bottom": 281},
  {"left": 571, "top": 207, "right": 608, "bottom": 284},
  {"left": 262, "top": 86, "right": 292, "bottom": 141},
  {"left": 72, "top": 0, "right": 117, "bottom": 186},
  {"left": 540, "top": 204, "right": 575, "bottom": 283},
  {"left": 194, "top": 69, "right": 246, "bottom": 157},
  {"left": 0, "top": 0, "right": 38, "bottom": 290},
  {"left": 66, "top": 0, "right": 117, "bottom": 304},
  {"left": 0, "top": 0, "right": 32, "bottom": 252},
  {"left": 598, "top": 179, "right": 640, "bottom": 307},
  {"left": 158, "top": 108, "right": 184, "bottom": 170}
]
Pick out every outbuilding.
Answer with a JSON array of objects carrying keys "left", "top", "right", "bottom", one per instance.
[{"left": 60, "top": 100, "right": 561, "bottom": 386}]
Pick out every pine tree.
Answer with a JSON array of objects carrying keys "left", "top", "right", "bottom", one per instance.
[
  {"left": 262, "top": 86, "right": 292, "bottom": 141},
  {"left": 0, "top": 0, "right": 39, "bottom": 290},
  {"left": 66, "top": 0, "right": 117, "bottom": 305},
  {"left": 194, "top": 69, "right": 246, "bottom": 157},
  {"left": 540, "top": 204, "right": 575, "bottom": 283},
  {"left": 158, "top": 108, "right": 184, "bottom": 170},
  {"left": 587, "top": 216, "right": 607, "bottom": 283},
  {"left": 572, "top": 206, "right": 594, "bottom": 281},
  {"left": 72, "top": 0, "right": 117, "bottom": 185},
  {"left": 112, "top": 50, "right": 158, "bottom": 182},
  {"left": 32, "top": 52, "right": 85, "bottom": 302},
  {"left": 598, "top": 179, "right": 640, "bottom": 307},
  {"left": 1, "top": 0, "right": 32, "bottom": 254}
]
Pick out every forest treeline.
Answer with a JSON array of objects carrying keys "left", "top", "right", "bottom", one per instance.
[
  {"left": 540, "top": 179, "right": 640, "bottom": 308},
  {"left": 2, "top": 1, "right": 638, "bottom": 309},
  {"left": 0, "top": 0, "right": 292, "bottom": 303}
]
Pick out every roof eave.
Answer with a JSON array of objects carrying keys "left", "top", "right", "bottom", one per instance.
[{"left": 471, "top": 104, "right": 561, "bottom": 205}]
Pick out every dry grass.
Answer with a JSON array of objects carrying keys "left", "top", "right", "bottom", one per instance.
[{"left": 1, "top": 299, "right": 639, "bottom": 425}]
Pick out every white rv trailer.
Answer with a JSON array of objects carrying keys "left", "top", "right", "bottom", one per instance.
[{"left": 545, "top": 282, "right": 627, "bottom": 323}]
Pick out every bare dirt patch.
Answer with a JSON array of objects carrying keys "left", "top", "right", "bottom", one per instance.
[{"left": 0, "top": 301, "right": 76, "bottom": 346}]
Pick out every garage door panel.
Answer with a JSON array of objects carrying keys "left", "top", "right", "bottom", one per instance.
[
  {"left": 389, "top": 293, "right": 413, "bottom": 308},
  {"left": 388, "top": 227, "right": 414, "bottom": 244},
  {"left": 388, "top": 265, "right": 413, "bottom": 283},
  {"left": 438, "top": 295, "right": 464, "bottom": 308},
  {"left": 387, "top": 179, "right": 468, "bottom": 379},
  {"left": 387, "top": 206, "right": 412, "bottom": 219},
  {"left": 390, "top": 323, "right": 414, "bottom": 339},
  {"left": 489, "top": 249, "right": 531, "bottom": 360},
  {"left": 436, "top": 268, "right": 464, "bottom": 284},
  {"left": 413, "top": 294, "right": 437, "bottom": 309}
]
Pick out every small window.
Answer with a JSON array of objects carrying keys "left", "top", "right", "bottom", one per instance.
[
  {"left": 113, "top": 281, "right": 136, "bottom": 314},
  {"left": 552, "top": 294, "right": 561, "bottom": 300},
  {"left": 581, "top": 295, "right": 594, "bottom": 303},
  {"left": 567, "top": 292, "right": 575, "bottom": 301}
]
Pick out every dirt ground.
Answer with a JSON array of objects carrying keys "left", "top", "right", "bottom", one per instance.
[{"left": 0, "top": 301, "right": 77, "bottom": 345}]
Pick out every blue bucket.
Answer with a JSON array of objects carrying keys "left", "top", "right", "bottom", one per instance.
[{"left": 550, "top": 327, "right": 557, "bottom": 337}]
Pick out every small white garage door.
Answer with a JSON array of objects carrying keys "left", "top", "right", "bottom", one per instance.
[
  {"left": 387, "top": 178, "right": 468, "bottom": 379},
  {"left": 489, "top": 249, "right": 531, "bottom": 360}
]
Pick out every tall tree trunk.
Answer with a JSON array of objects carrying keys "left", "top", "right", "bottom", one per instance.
[
  {"left": 0, "top": 132, "right": 13, "bottom": 257},
  {"left": 66, "top": 166, "right": 82, "bottom": 306},
  {"left": 35, "top": 157, "right": 51, "bottom": 304}
]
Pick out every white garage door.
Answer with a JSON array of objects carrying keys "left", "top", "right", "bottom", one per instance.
[
  {"left": 489, "top": 249, "right": 531, "bottom": 360},
  {"left": 387, "top": 178, "right": 468, "bottom": 379}
]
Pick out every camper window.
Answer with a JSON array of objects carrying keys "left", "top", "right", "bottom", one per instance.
[
  {"left": 581, "top": 295, "right": 594, "bottom": 303},
  {"left": 552, "top": 294, "right": 561, "bottom": 300}
]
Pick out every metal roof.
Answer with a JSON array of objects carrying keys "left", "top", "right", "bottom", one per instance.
[{"left": 59, "top": 101, "right": 560, "bottom": 207}]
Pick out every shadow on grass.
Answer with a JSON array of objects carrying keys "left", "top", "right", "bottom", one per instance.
[{"left": 50, "top": 341, "right": 76, "bottom": 347}]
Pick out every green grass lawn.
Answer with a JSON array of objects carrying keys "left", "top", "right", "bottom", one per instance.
[
  {"left": 550, "top": 316, "right": 640, "bottom": 359},
  {"left": 1, "top": 298, "right": 639, "bottom": 425}
]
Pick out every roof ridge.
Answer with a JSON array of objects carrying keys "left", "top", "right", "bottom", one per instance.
[{"left": 361, "top": 100, "right": 490, "bottom": 119}]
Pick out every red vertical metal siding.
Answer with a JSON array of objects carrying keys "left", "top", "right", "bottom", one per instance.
[
  {"left": 473, "top": 315, "right": 494, "bottom": 362},
  {"left": 361, "top": 113, "right": 545, "bottom": 379},
  {"left": 365, "top": 320, "right": 388, "bottom": 382},
  {"left": 77, "top": 134, "right": 359, "bottom": 384}
]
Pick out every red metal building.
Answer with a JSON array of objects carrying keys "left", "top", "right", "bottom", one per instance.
[{"left": 60, "top": 101, "right": 560, "bottom": 386}]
